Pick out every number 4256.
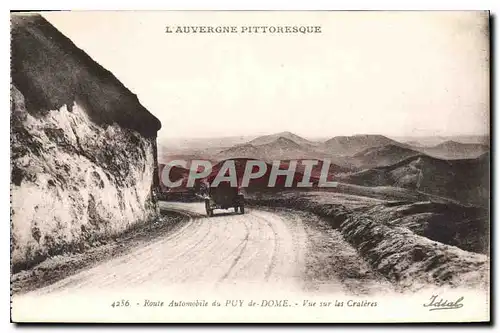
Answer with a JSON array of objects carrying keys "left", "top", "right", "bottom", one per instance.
[{"left": 111, "top": 300, "right": 130, "bottom": 307}]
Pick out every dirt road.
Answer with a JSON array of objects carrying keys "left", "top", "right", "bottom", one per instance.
[{"left": 18, "top": 202, "right": 392, "bottom": 297}]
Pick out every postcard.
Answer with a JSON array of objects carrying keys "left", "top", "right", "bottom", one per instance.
[{"left": 10, "top": 10, "right": 490, "bottom": 323}]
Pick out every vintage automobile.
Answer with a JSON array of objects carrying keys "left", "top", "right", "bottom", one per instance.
[{"left": 204, "top": 184, "right": 245, "bottom": 217}]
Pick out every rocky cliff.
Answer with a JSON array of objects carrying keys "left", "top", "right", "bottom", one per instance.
[{"left": 11, "top": 14, "right": 162, "bottom": 271}]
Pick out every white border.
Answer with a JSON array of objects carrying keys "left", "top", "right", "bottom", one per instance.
[
  {"left": 2, "top": 1, "right": 497, "bottom": 332},
  {"left": 4, "top": 0, "right": 499, "bottom": 10}
]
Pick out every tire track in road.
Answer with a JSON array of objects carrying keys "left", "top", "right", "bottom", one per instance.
[
  {"left": 262, "top": 215, "right": 280, "bottom": 282},
  {"left": 19, "top": 201, "right": 393, "bottom": 298},
  {"left": 48, "top": 204, "right": 300, "bottom": 293},
  {"left": 218, "top": 216, "right": 250, "bottom": 282},
  {"left": 174, "top": 216, "right": 231, "bottom": 283},
  {"left": 124, "top": 219, "right": 214, "bottom": 286},
  {"left": 43, "top": 208, "right": 210, "bottom": 292},
  {"left": 244, "top": 212, "right": 280, "bottom": 282}
]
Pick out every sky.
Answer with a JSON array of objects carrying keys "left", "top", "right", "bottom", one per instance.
[{"left": 43, "top": 11, "right": 489, "bottom": 139}]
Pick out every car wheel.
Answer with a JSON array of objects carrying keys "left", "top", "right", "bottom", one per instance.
[{"left": 205, "top": 199, "right": 211, "bottom": 217}]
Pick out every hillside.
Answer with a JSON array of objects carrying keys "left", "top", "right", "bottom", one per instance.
[
  {"left": 158, "top": 164, "right": 190, "bottom": 192},
  {"left": 205, "top": 158, "right": 309, "bottom": 189},
  {"left": 404, "top": 141, "right": 425, "bottom": 147},
  {"left": 157, "top": 157, "right": 352, "bottom": 191},
  {"left": 216, "top": 143, "right": 262, "bottom": 159},
  {"left": 352, "top": 144, "right": 421, "bottom": 168},
  {"left": 11, "top": 14, "right": 162, "bottom": 271},
  {"left": 321, "top": 134, "right": 404, "bottom": 156},
  {"left": 248, "top": 131, "right": 315, "bottom": 146},
  {"left": 421, "top": 140, "right": 489, "bottom": 159},
  {"left": 246, "top": 191, "right": 488, "bottom": 289},
  {"left": 217, "top": 136, "right": 323, "bottom": 160},
  {"left": 341, "top": 153, "right": 489, "bottom": 207},
  {"left": 257, "top": 137, "right": 315, "bottom": 159},
  {"left": 283, "top": 159, "right": 352, "bottom": 178}
]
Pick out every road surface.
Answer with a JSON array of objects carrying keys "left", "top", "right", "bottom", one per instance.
[
  {"left": 18, "top": 202, "right": 392, "bottom": 297},
  {"left": 12, "top": 202, "right": 489, "bottom": 323}
]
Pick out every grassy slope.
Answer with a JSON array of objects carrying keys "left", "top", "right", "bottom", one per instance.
[
  {"left": 245, "top": 190, "right": 488, "bottom": 290},
  {"left": 341, "top": 154, "right": 490, "bottom": 207}
]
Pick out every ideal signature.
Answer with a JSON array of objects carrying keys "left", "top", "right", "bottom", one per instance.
[{"left": 423, "top": 295, "right": 464, "bottom": 311}]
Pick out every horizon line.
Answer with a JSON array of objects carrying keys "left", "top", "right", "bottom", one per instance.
[{"left": 158, "top": 132, "right": 490, "bottom": 140}]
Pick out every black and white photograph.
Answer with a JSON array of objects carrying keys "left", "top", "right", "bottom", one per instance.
[{"left": 9, "top": 10, "right": 490, "bottom": 323}]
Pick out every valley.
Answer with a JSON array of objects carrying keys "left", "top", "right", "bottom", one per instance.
[{"left": 158, "top": 131, "right": 490, "bottom": 208}]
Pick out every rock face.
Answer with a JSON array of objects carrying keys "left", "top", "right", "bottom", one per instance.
[{"left": 10, "top": 14, "right": 162, "bottom": 271}]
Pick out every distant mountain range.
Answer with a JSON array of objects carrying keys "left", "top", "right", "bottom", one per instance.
[
  {"left": 159, "top": 132, "right": 489, "bottom": 160},
  {"left": 159, "top": 131, "right": 490, "bottom": 174},
  {"left": 395, "top": 135, "right": 489, "bottom": 147},
  {"left": 217, "top": 136, "right": 325, "bottom": 161},
  {"left": 419, "top": 140, "right": 489, "bottom": 159},
  {"left": 158, "top": 131, "right": 489, "bottom": 206},
  {"left": 217, "top": 133, "right": 419, "bottom": 163}
]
